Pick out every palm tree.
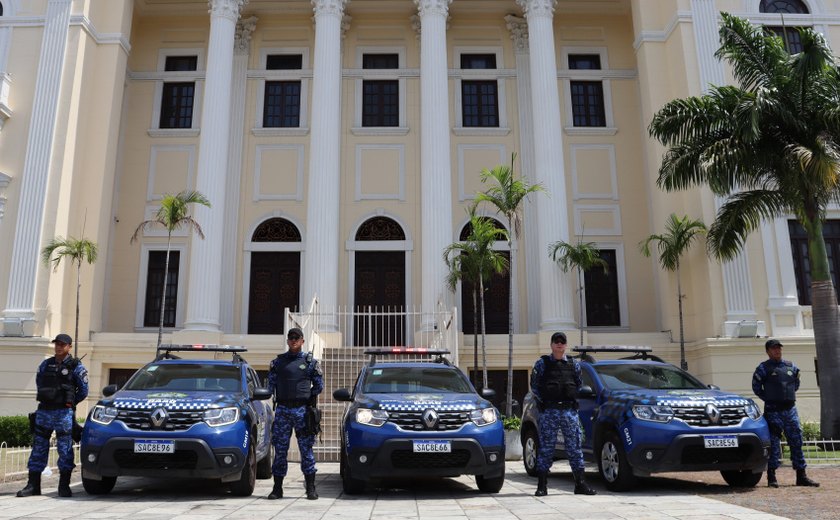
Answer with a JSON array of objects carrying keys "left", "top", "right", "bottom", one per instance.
[
  {"left": 41, "top": 236, "right": 99, "bottom": 358},
  {"left": 131, "top": 190, "right": 210, "bottom": 347},
  {"left": 474, "top": 153, "right": 544, "bottom": 417},
  {"left": 549, "top": 239, "right": 609, "bottom": 349},
  {"left": 444, "top": 210, "right": 509, "bottom": 390},
  {"left": 639, "top": 214, "right": 707, "bottom": 371},
  {"left": 649, "top": 13, "right": 840, "bottom": 438}
]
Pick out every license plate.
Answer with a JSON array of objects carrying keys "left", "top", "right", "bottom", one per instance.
[
  {"left": 704, "top": 435, "right": 738, "bottom": 448},
  {"left": 412, "top": 440, "right": 451, "bottom": 453},
  {"left": 134, "top": 440, "right": 174, "bottom": 454}
]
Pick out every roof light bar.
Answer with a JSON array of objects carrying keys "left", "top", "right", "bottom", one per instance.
[
  {"left": 573, "top": 345, "right": 652, "bottom": 353},
  {"left": 156, "top": 344, "right": 248, "bottom": 355},
  {"left": 363, "top": 347, "right": 451, "bottom": 356}
]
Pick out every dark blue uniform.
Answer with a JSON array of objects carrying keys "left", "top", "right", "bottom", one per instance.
[
  {"left": 29, "top": 356, "right": 89, "bottom": 472},
  {"left": 752, "top": 359, "right": 806, "bottom": 471},
  {"left": 267, "top": 351, "right": 323, "bottom": 477},
  {"left": 530, "top": 355, "right": 585, "bottom": 474}
]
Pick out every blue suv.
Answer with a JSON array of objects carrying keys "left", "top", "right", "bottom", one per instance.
[
  {"left": 81, "top": 345, "right": 274, "bottom": 496},
  {"left": 332, "top": 349, "right": 505, "bottom": 494},
  {"left": 521, "top": 347, "right": 770, "bottom": 491}
]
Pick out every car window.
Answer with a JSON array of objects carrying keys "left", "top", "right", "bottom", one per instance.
[
  {"left": 581, "top": 369, "right": 596, "bottom": 392},
  {"left": 594, "top": 364, "right": 705, "bottom": 390},
  {"left": 245, "top": 367, "right": 257, "bottom": 395},
  {"left": 123, "top": 364, "right": 241, "bottom": 391},
  {"left": 362, "top": 367, "right": 472, "bottom": 393}
]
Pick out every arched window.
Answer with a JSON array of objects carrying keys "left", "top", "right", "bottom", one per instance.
[
  {"left": 0, "top": 3, "right": 4, "bottom": 16},
  {"left": 251, "top": 217, "right": 301, "bottom": 242},
  {"left": 759, "top": 0, "right": 809, "bottom": 13},
  {"left": 355, "top": 216, "right": 405, "bottom": 241},
  {"left": 247, "top": 218, "right": 302, "bottom": 334},
  {"left": 457, "top": 219, "right": 510, "bottom": 336},
  {"left": 761, "top": 1, "right": 810, "bottom": 53},
  {"left": 458, "top": 218, "right": 505, "bottom": 241}
]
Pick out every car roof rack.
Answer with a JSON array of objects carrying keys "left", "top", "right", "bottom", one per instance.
[
  {"left": 572, "top": 345, "right": 665, "bottom": 363},
  {"left": 155, "top": 344, "right": 249, "bottom": 363},
  {"left": 363, "top": 347, "right": 452, "bottom": 367}
]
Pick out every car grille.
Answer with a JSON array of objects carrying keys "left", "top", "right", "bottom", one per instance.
[
  {"left": 116, "top": 409, "right": 204, "bottom": 431},
  {"left": 387, "top": 410, "right": 471, "bottom": 431},
  {"left": 391, "top": 449, "right": 471, "bottom": 469},
  {"left": 681, "top": 445, "right": 754, "bottom": 465},
  {"left": 672, "top": 405, "right": 747, "bottom": 427},
  {"left": 113, "top": 449, "right": 198, "bottom": 470}
]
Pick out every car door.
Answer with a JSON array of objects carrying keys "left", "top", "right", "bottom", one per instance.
[
  {"left": 577, "top": 366, "right": 600, "bottom": 456},
  {"left": 246, "top": 367, "right": 271, "bottom": 450}
]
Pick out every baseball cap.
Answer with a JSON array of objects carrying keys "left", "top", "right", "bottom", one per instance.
[
  {"left": 51, "top": 333, "right": 73, "bottom": 345},
  {"left": 287, "top": 327, "right": 304, "bottom": 340},
  {"left": 551, "top": 331, "right": 567, "bottom": 344},
  {"left": 765, "top": 338, "right": 783, "bottom": 349}
]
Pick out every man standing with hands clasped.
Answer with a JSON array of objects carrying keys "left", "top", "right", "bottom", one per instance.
[
  {"left": 267, "top": 327, "right": 323, "bottom": 500},
  {"left": 530, "top": 331, "right": 596, "bottom": 496},
  {"left": 752, "top": 338, "right": 819, "bottom": 488}
]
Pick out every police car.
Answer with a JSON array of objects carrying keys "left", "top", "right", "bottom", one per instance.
[
  {"left": 521, "top": 346, "right": 770, "bottom": 491},
  {"left": 332, "top": 348, "right": 505, "bottom": 494},
  {"left": 80, "top": 345, "right": 274, "bottom": 496}
]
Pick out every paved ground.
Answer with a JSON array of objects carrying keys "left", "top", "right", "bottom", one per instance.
[{"left": 0, "top": 463, "right": 790, "bottom": 520}]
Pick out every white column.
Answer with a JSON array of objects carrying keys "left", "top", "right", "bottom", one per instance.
[
  {"left": 691, "top": 0, "right": 756, "bottom": 334},
  {"left": 183, "top": 0, "right": 247, "bottom": 332},
  {"left": 220, "top": 15, "right": 257, "bottom": 333},
  {"left": 516, "top": 0, "right": 575, "bottom": 329},
  {"left": 415, "top": 0, "right": 454, "bottom": 319},
  {"left": 506, "top": 14, "right": 540, "bottom": 333},
  {"left": 2, "top": 0, "right": 73, "bottom": 336},
  {"left": 301, "top": 0, "right": 348, "bottom": 324}
]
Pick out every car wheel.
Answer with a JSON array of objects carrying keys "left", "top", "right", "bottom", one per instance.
[
  {"left": 82, "top": 476, "right": 116, "bottom": 495},
  {"left": 256, "top": 443, "right": 273, "bottom": 480},
  {"left": 721, "top": 469, "right": 762, "bottom": 487},
  {"left": 476, "top": 465, "right": 505, "bottom": 493},
  {"left": 522, "top": 428, "right": 539, "bottom": 477},
  {"left": 598, "top": 431, "right": 636, "bottom": 491},
  {"left": 340, "top": 449, "right": 366, "bottom": 494},
  {"left": 230, "top": 442, "right": 257, "bottom": 496}
]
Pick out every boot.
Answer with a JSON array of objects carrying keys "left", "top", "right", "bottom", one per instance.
[
  {"left": 267, "top": 476, "right": 283, "bottom": 499},
  {"left": 767, "top": 468, "right": 779, "bottom": 488},
  {"left": 304, "top": 473, "right": 318, "bottom": 500},
  {"left": 796, "top": 468, "right": 820, "bottom": 487},
  {"left": 534, "top": 473, "right": 548, "bottom": 497},
  {"left": 15, "top": 471, "right": 41, "bottom": 497},
  {"left": 573, "top": 470, "right": 597, "bottom": 495},
  {"left": 57, "top": 471, "right": 72, "bottom": 497}
]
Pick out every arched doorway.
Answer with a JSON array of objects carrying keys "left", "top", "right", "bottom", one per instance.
[
  {"left": 247, "top": 218, "right": 301, "bottom": 334},
  {"left": 353, "top": 216, "right": 407, "bottom": 346},
  {"left": 458, "top": 218, "right": 510, "bottom": 335}
]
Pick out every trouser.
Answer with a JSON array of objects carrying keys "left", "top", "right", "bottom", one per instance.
[
  {"left": 271, "top": 405, "right": 316, "bottom": 477},
  {"left": 766, "top": 406, "right": 806, "bottom": 470},
  {"left": 28, "top": 408, "right": 75, "bottom": 472},
  {"left": 537, "top": 407, "right": 584, "bottom": 473}
]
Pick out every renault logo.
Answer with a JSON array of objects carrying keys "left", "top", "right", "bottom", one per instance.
[
  {"left": 422, "top": 408, "right": 439, "bottom": 429},
  {"left": 705, "top": 403, "right": 721, "bottom": 424},
  {"left": 150, "top": 408, "right": 168, "bottom": 428}
]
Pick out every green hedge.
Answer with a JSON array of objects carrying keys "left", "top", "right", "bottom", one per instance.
[{"left": 0, "top": 416, "right": 33, "bottom": 447}]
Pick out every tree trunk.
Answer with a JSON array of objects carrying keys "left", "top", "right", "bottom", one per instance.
[
  {"left": 578, "top": 266, "right": 584, "bottom": 348},
  {"left": 479, "top": 275, "right": 488, "bottom": 390},
  {"left": 472, "top": 289, "right": 479, "bottom": 389},
  {"left": 506, "top": 235, "right": 514, "bottom": 418},
  {"left": 75, "top": 261, "right": 81, "bottom": 359},
  {"left": 677, "top": 265, "right": 687, "bottom": 371},
  {"left": 158, "top": 236, "right": 172, "bottom": 348}
]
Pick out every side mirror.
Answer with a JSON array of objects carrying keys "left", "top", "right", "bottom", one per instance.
[
  {"left": 707, "top": 384, "right": 720, "bottom": 390},
  {"left": 102, "top": 384, "right": 118, "bottom": 397},
  {"left": 480, "top": 388, "right": 496, "bottom": 400},
  {"left": 252, "top": 388, "right": 272, "bottom": 401},
  {"left": 333, "top": 388, "right": 352, "bottom": 402},
  {"left": 578, "top": 385, "right": 596, "bottom": 398}
]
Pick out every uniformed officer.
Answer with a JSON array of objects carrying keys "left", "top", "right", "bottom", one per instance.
[
  {"left": 16, "top": 334, "right": 89, "bottom": 498},
  {"left": 752, "top": 338, "right": 819, "bottom": 488},
  {"left": 530, "top": 332, "right": 596, "bottom": 496},
  {"left": 266, "top": 327, "right": 323, "bottom": 500}
]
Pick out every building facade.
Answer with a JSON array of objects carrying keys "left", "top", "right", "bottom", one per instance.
[{"left": 0, "top": 0, "right": 831, "bottom": 418}]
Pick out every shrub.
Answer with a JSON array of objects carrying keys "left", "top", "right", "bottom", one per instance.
[
  {"left": 502, "top": 416, "right": 521, "bottom": 431},
  {"left": 801, "top": 421, "right": 821, "bottom": 441},
  {"left": 0, "top": 416, "right": 33, "bottom": 447}
]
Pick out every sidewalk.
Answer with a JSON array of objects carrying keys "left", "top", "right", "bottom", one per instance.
[{"left": 0, "top": 463, "right": 788, "bottom": 519}]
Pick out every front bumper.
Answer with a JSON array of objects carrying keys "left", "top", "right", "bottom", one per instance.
[{"left": 626, "top": 432, "right": 769, "bottom": 475}]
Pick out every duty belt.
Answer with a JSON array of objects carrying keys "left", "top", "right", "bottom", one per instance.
[
  {"left": 276, "top": 399, "right": 308, "bottom": 407},
  {"left": 546, "top": 401, "right": 577, "bottom": 410}
]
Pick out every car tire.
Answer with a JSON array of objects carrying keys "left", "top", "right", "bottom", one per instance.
[
  {"left": 256, "top": 444, "right": 273, "bottom": 480},
  {"left": 522, "top": 427, "right": 539, "bottom": 477},
  {"left": 230, "top": 442, "right": 257, "bottom": 496},
  {"left": 720, "top": 469, "right": 763, "bottom": 487},
  {"left": 340, "top": 450, "right": 366, "bottom": 495},
  {"left": 82, "top": 476, "right": 116, "bottom": 495},
  {"left": 476, "top": 466, "right": 505, "bottom": 493},
  {"left": 598, "top": 431, "right": 636, "bottom": 491}
]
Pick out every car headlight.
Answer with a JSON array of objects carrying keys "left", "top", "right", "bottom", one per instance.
[
  {"left": 204, "top": 407, "right": 239, "bottom": 427},
  {"left": 355, "top": 408, "right": 388, "bottom": 427},
  {"left": 745, "top": 401, "right": 762, "bottom": 420},
  {"left": 90, "top": 405, "right": 119, "bottom": 425},
  {"left": 470, "top": 407, "right": 498, "bottom": 426},
  {"left": 632, "top": 404, "right": 674, "bottom": 423}
]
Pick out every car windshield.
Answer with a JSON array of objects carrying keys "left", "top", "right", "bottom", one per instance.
[
  {"left": 362, "top": 367, "right": 472, "bottom": 393},
  {"left": 122, "top": 364, "right": 241, "bottom": 392},
  {"left": 594, "top": 363, "right": 706, "bottom": 390}
]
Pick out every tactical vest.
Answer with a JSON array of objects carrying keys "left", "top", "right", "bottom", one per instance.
[
  {"left": 763, "top": 361, "right": 797, "bottom": 406},
  {"left": 539, "top": 355, "right": 578, "bottom": 404},
  {"left": 273, "top": 353, "right": 313, "bottom": 401},
  {"left": 36, "top": 357, "right": 77, "bottom": 408}
]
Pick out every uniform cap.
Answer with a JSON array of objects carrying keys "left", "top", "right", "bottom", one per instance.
[
  {"left": 765, "top": 338, "right": 783, "bottom": 349},
  {"left": 287, "top": 327, "right": 304, "bottom": 340},
  {"left": 550, "top": 332, "right": 567, "bottom": 344},
  {"left": 51, "top": 333, "right": 73, "bottom": 345}
]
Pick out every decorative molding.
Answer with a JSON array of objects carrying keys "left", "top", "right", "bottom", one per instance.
[
  {"left": 0, "top": 73, "right": 11, "bottom": 128},
  {"left": 414, "top": 0, "right": 452, "bottom": 18},
  {"left": 253, "top": 144, "right": 305, "bottom": 201},
  {"left": 147, "top": 129, "right": 201, "bottom": 138},
  {"left": 341, "top": 14, "right": 352, "bottom": 39},
  {"left": 573, "top": 204, "right": 622, "bottom": 236},
  {"left": 515, "top": 0, "right": 557, "bottom": 18},
  {"left": 452, "top": 127, "right": 510, "bottom": 136},
  {"left": 234, "top": 16, "right": 258, "bottom": 54},
  {"left": 457, "top": 143, "right": 506, "bottom": 201},
  {"left": 146, "top": 145, "right": 197, "bottom": 202},
  {"left": 505, "top": 14, "right": 529, "bottom": 53},
  {"left": 0, "top": 172, "right": 9, "bottom": 221},
  {"left": 311, "top": 0, "right": 349, "bottom": 18},
  {"left": 208, "top": 0, "right": 248, "bottom": 21},
  {"left": 354, "top": 144, "right": 406, "bottom": 201},
  {"left": 570, "top": 144, "right": 618, "bottom": 200}
]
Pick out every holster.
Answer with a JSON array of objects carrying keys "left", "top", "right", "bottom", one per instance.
[
  {"left": 305, "top": 406, "right": 322, "bottom": 437},
  {"left": 28, "top": 412, "right": 36, "bottom": 434}
]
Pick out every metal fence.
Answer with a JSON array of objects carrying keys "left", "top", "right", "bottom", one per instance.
[
  {"left": 783, "top": 439, "right": 840, "bottom": 463},
  {"left": 0, "top": 440, "right": 81, "bottom": 483}
]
